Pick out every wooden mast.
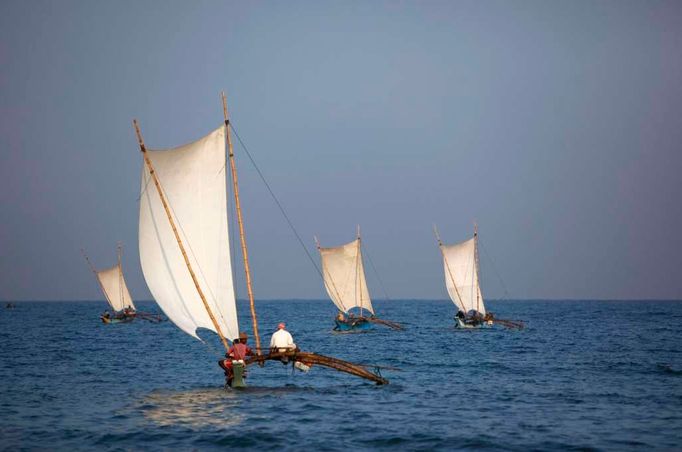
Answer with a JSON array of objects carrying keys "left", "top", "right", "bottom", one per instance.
[
  {"left": 474, "top": 223, "right": 481, "bottom": 313},
  {"left": 133, "top": 119, "right": 230, "bottom": 352},
  {"left": 117, "top": 243, "right": 125, "bottom": 310},
  {"left": 434, "top": 225, "right": 468, "bottom": 313},
  {"left": 221, "top": 92, "right": 262, "bottom": 356},
  {"left": 356, "top": 225, "right": 363, "bottom": 318}
]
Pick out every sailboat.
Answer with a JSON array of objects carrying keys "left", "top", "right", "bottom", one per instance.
[
  {"left": 435, "top": 225, "right": 493, "bottom": 329},
  {"left": 435, "top": 225, "right": 524, "bottom": 329},
  {"left": 82, "top": 244, "right": 137, "bottom": 323},
  {"left": 134, "top": 93, "right": 389, "bottom": 386},
  {"left": 316, "top": 229, "right": 402, "bottom": 332}
]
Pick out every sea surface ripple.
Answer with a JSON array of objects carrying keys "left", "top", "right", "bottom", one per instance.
[{"left": 1, "top": 300, "right": 681, "bottom": 450}]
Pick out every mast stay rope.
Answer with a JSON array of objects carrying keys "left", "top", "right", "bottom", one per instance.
[
  {"left": 478, "top": 238, "right": 510, "bottom": 301},
  {"left": 362, "top": 242, "right": 392, "bottom": 303},
  {"left": 228, "top": 122, "right": 323, "bottom": 281}
]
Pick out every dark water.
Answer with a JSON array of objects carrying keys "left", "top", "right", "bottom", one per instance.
[{"left": 1, "top": 300, "right": 681, "bottom": 450}]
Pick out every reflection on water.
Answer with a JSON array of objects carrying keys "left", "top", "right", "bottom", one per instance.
[
  {"left": 136, "top": 385, "right": 318, "bottom": 428},
  {"left": 137, "top": 388, "right": 244, "bottom": 428}
]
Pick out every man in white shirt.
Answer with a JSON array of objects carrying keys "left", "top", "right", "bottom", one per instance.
[{"left": 270, "top": 322, "right": 296, "bottom": 352}]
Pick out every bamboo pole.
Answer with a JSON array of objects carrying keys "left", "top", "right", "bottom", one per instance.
[
  {"left": 244, "top": 351, "right": 389, "bottom": 385},
  {"left": 433, "top": 225, "right": 468, "bottom": 313},
  {"left": 117, "top": 242, "right": 125, "bottom": 310},
  {"left": 133, "top": 119, "right": 230, "bottom": 352},
  {"left": 221, "top": 92, "right": 262, "bottom": 356},
  {"left": 356, "top": 226, "right": 363, "bottom": 318},
  {"left": 474, "top": 223, "right": 481, "bottom": 314}
]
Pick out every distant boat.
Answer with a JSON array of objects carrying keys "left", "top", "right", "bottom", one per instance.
[
  {"left": 82, "top": 244, "right": 137, "bottom": 323},
  {"left": 134, "top": 93, "right": 389, "bottom": 387},
  {"left": 316, "top": 229, "right": 402, "bottom": 332},
  {"left": 435, "top": 225, "right": 523, "bottom": 329},
  {"left": 5, "top": 303, "right": 16, "bottom": 309},
  {"left": 82, "top": 245, "right": 162, "bottom": 324}
]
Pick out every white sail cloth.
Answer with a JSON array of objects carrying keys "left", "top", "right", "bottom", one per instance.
[
  {"left": 441, "top": 237, "right": 485, "bottom": 315},
  {"left": 139, "top": 126, "right": 239, "bottom": 342},
  {"left": 319, "top": 239, "right": 374, "bottom": 315},
  {"left": 97, "top": 264, "right": 135, "bottom": 312}
]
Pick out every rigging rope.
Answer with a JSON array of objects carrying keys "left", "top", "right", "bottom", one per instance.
[
  {"left": 228, "top": 122, "right": 324, "bottom": 280},
  {"left": 478, "top": 238, "right": 510, "bottom": 301},
  {"left": 362, "top": 242, "right": 392, "bottom": 303}
]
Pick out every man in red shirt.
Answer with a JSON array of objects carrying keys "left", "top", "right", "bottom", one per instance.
[
  {"left": 228, "top": 332, "right": 253, "bottom": 360},
  {"left": 219, "top": 332, "right": 254, "bottom": 387}
]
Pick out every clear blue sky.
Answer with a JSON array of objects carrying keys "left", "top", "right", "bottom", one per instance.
[{"left": 1, "top": 0, "right": 680, "bottom": 301}]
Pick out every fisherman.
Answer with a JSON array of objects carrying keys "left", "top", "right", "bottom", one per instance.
[
  {"left": 467, "top": 310, "right": 483, "bottom": 326},
  {"left": 270, "top": 323, "right": 297, "bottom": 363},
  {"left": 219, "top": 332, "right": 254, "bottom": 387},
  {"left": 229, "top": 332, "right": 254, "bottom": 360}
]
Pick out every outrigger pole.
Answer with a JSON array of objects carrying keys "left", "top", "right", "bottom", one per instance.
[
  {"left": 222, "top": 92, "right": 262, "bottom": 357},
  {"left": 133, "top": 119, "right": 231, "bottom": 352},
  {"left": 244, "top": 351, "right": 389, "bottom": 385}
]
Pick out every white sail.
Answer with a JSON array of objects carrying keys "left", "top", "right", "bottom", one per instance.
[
  {"left": 319, "top": 239, "right": 374, "bottom": 315},
  {"left": 138, "top": 126, "right": 239, "bottom": 342},
  {"left": 441, "top": 237, "right": 485, "bottom": 315},
  {"left": 97, "top": 264, "right": 135, "bottom": 312}
]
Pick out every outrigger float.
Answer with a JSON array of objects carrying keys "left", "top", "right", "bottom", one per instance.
[
  {"left": 316, "top": 230, "right": 403, "bottom": 332},
  {"left": 134, "top": 93, "right": 393, "bottom": 387},
  {"left": 435, "top": 225, "right": 523, "bottom": 330},
  {"left": 82, "top": 245, "right": 163, "bottom": 324}
]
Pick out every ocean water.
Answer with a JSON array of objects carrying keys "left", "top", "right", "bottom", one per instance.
[{"left": 1, "top": 300, "right": 681, "bottom": 450}]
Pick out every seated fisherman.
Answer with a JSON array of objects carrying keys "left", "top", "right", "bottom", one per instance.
[
  {"left": 269, "top": 323, "right": 297, "bottom": 363},
  {"left": 229, "top": 332, "right": 254, "bottom": 360},
  {"left": 466, "top": 310, "right": 483, "bottom": 325},
  {"left": 218, "top": 332, "right": 254, "bottom": 387}
]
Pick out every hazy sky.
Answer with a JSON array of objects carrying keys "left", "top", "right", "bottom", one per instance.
[{"left": 1, "top": 0, "right": 680, "bottom": 301}]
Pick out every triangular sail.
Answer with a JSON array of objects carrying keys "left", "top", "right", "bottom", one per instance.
[
  {"left": 96, "top": 264, "right": 135, "bottom": 312},
  {"left": 319, "top": 239, "right": 374, "bottom": 315},
  {"left": 441, "top": 237, "right": 485, "bottom": 315},
  {"left": 138, "top": 126, "right": 239, "bottom": 341}
]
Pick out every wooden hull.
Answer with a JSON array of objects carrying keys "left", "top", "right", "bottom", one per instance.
[
  {"left": 455, "top": 317, "right": 493, "bottom": 329},
  {"left": 334, "top": 317, "right": 374, "bottom": 332},
  {"left": 101, "top": 314, "right": 135, "bottom": 324},
  {"left": 228, "top": 361, "right": 247, "bottom": 389}
]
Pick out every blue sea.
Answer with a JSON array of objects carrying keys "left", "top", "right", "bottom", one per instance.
[{"left": 1, "top": 300, "right": 681, "bottom": 450}]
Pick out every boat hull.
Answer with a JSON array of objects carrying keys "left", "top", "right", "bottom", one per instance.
[
  {"left": 101, "top": 314, "right": 135, "bottom": 324},
  {"left": 455, "top": 317, "right": 493, "bottom": 329},
  {"left": 334, "top": 317, "right": 374, "bottom": 332},
  {"left": 231, "top": 361, "right": 247, "bottom": 388}
]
